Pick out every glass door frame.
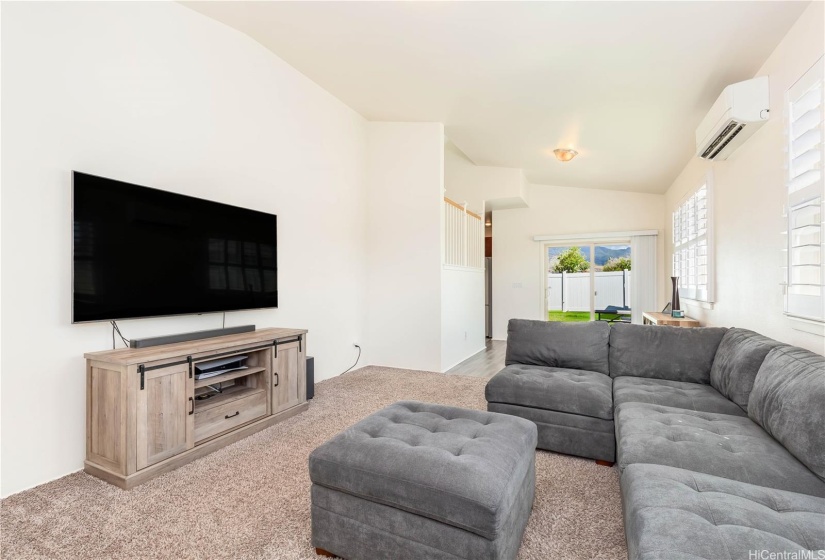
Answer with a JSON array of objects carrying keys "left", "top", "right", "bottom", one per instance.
[{"left": 542, "top": 237, "right": 631, "bottom": 322}]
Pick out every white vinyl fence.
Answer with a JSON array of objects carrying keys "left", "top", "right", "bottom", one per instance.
[{"left": 548, "top": 271, "right": 631, "bottom": 312}]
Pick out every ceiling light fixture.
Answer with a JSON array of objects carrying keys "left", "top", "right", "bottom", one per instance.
[{"left": 553, "top": 148, "right": 578, "bottom": 162}]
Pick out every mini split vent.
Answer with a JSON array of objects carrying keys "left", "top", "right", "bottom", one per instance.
[
  {"left": 695, "top": 77, "right": 769, "bottom": 161},
  {"left": 700, "top": 121, "right": 746, "bottom": 160}
]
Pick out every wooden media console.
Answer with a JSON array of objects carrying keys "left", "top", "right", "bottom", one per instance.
[{"left": 84, "top": 327, "right": 308, "bottom": 489}]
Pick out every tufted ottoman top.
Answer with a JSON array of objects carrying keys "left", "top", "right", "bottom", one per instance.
[{"left": 309, "top": 401, "right": 537, "bottom": 540}]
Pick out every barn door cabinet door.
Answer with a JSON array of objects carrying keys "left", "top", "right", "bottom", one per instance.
[
  {"left": 272, "top": 338, "right": 305, "bottom": 414},
  {"left": 136, "top": 362, "right": 194, "bottom": 470}
]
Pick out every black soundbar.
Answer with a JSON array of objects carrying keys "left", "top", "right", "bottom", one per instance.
[{"left": 129, "top": 325, "right": 256, "bottom": 348}]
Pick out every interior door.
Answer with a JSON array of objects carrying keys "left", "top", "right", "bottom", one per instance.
[
  {"left": 136, "top": 362, "right": 193, "bottom": 470},
  {"left": 272, "top": 340, "right": 305, "bottom": 414}
]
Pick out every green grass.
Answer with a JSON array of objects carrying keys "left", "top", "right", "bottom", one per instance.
[
  {"left": 547, "top": 311, "right": 591, "bottom": 322},
  {"left": 548, "top": 311, "right": 625, "bottom": 323}
]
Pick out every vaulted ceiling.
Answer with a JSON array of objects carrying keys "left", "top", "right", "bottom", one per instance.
[{"left": 185, "top": 1, "right": 809, "bottom": 193}]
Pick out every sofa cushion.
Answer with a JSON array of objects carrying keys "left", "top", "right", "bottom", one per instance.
[
  {"left": 622, "top": 463, "right": 825, "bottom": 560},
  {"left": 486, "top": 364, "right": 613, "bottom": 420},
  {"left": 505, "top": 319, "right": 610, "bottom": 374},
  {"left": 615, "top": 402, "right": 825, "bottom": 497},
  {"left": 487, "top": 402, "right": 616, "bottom": 462},
  {"left": 710, "top": 328, "right": 784, "bottom": 412},
  {"left": 748, "top": 345, "right": 825, "bottom": 481},
  {"left": 613, "top": 376, "right": 746, "bottom": 417},
  {"left": 308, "top": 401, "right": 537, "bottom": 540},
  {"left": 608, "top": 323, "right": 727, "bottom": 383}
]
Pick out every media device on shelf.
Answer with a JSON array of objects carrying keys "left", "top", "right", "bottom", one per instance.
[
  {"left": 194, "top": 355, "right": 248, "bottom": 381},
  {"left": 72, "top": 171, "right": 278, "bottom": 324}
]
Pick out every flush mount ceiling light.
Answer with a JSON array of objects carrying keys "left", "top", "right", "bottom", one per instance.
[{"left": 553, "top": 148, "right": 579, "bottom": 162}]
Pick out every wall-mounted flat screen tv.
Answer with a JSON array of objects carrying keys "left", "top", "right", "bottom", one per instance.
[{"left": 72, "top": 172, "right": 277, "bottom": 323}]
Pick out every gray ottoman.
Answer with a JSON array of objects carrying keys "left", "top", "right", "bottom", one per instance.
[{"left": 309, "top": 401, "right": 538, "bottom": 560}]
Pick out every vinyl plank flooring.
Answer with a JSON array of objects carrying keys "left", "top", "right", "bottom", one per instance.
[{"left": 445, "top": 340, "right": 506, "bottom": 378}]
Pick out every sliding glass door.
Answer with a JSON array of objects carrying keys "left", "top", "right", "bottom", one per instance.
[
  {"left": 546, "top": 245, "right": 592, "bottom": 322},
  {"left": 545, "top": 241, "right": 631, "bottom": 323}
]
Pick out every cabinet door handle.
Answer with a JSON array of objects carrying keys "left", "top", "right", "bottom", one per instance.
[
  {"left": 225, "top": 411, "right": 240, "bottom": 419},
  {"left": 189, "top": 397, "right": 194, "bottom": 415},
  {"left": 273, "top": 372, "right": 279, "bottom": 387}
]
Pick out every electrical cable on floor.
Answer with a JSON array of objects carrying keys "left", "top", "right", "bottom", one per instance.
[{"left": 341, "top": 345, "right": 361, "bottom": 375}]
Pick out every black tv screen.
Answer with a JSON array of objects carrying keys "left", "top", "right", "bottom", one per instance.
[{"left": 72, "top": 172, "right": 277, "bottom": 323}]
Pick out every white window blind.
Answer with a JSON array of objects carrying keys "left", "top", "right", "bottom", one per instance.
[
  {"left": 631, "top": 234, "right": 658, "bottom": 324},
  {"left": 673, "top": 177, "right": 714, "bottom": 302},
  {"left": 784, "top": 56, "right": 825, "bottom": 321}
]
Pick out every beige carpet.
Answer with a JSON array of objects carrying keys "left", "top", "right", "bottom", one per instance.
[{"left": 1, "top": 367, "right": 626, "bottom": 560}]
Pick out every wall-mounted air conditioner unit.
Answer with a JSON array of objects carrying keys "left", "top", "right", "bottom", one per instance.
[{"left": 695, "top": 76, "right": 770, "bottom": 161}]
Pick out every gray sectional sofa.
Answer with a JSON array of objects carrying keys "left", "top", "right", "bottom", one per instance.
[{"left": 485, "top": 319, "right": 825, "bottom": 559}]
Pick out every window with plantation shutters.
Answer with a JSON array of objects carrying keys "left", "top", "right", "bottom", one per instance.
[
  {"left": 673, "top": 177, "right": 714, "bottom": 302},
  {"left": 784, "top": 56, "right": 825, "bottom": 322}
]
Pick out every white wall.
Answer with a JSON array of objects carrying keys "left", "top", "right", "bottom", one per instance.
[
  {"left": 0, "top": 2, "right": 369, "bottom": 497},
  {"left": 441, "top": 267, "right": 486, "bottom": 370},
  {"left": 663, "top": 1, "right": 825, "bottom": 354},
  {"left": 443, "top": 139, "right": 526, "bottom": 366},
  {"left": 493, "top": 184, "right": 665, "bottom": 339},
  {"left": 444, "top": 141, "right": 484, "bottom": 214},
  {"left": 365, "top": 122, "right": 444, "bottom": 372},
  {"left": 444, "top": 140, "right": 528, "bottom": 214}
]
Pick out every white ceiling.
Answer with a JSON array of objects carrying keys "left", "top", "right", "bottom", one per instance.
[{"left": 184, "top": 1, "right": 809, "bottom": 193}]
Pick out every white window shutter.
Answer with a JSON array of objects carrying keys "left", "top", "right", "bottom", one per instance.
[
  {"left": 672, "top": 178, "right": 714, "bottom": 302},
  {"left": 785, "top": 56, "right": 824, "bottom": 321}
]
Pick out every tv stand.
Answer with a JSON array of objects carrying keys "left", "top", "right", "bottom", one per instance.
[{"left": 84, "top": 327, "right": 308, "bottom": 489}]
